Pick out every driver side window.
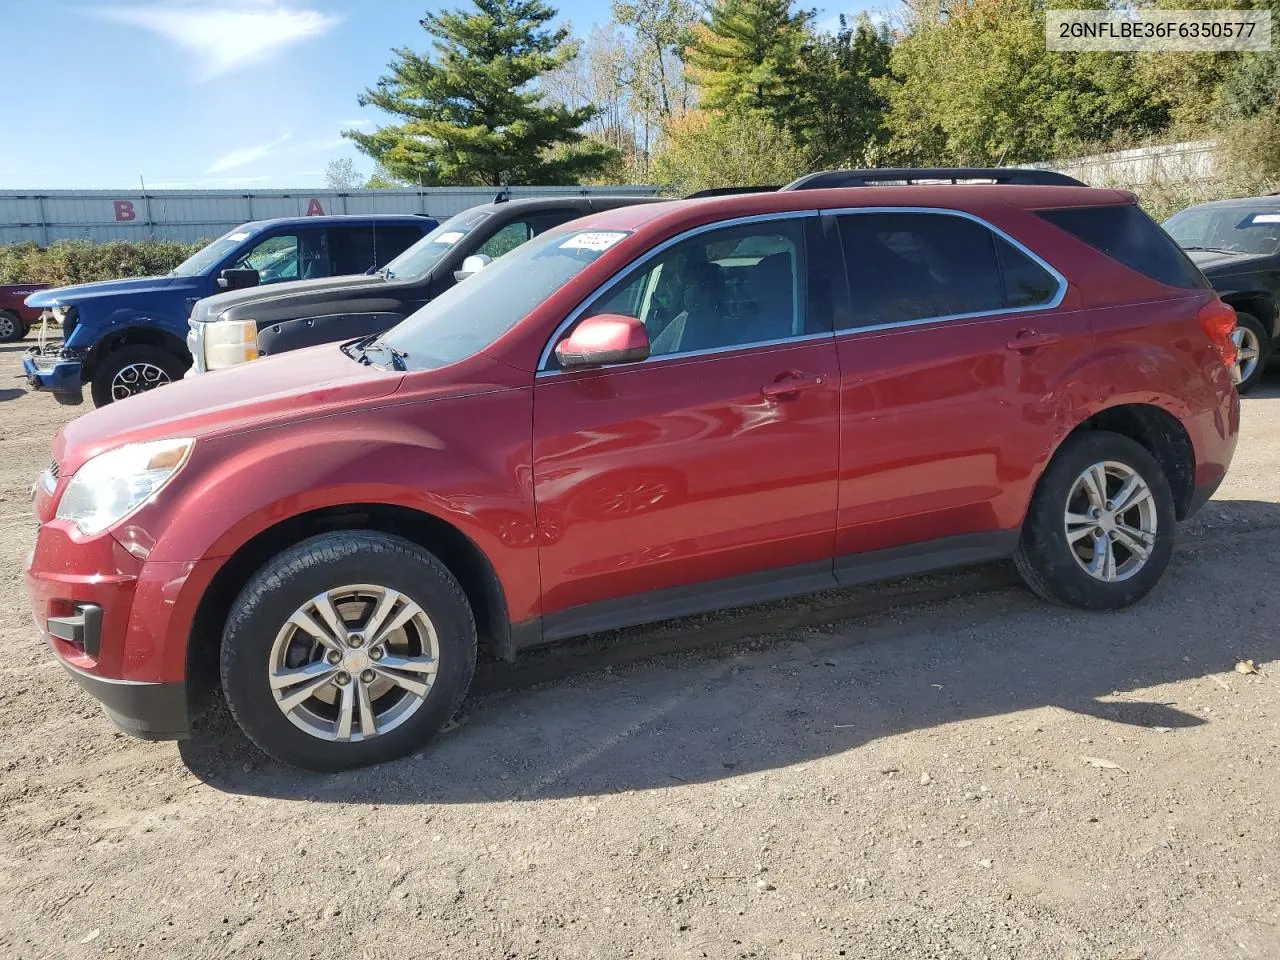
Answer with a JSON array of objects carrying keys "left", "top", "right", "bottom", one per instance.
[
  {"left": 582, "top": 219, "right": 808, "bottom": 358},
  {"left": 232, "top": 231, "right": 326, "bottom": 284}
]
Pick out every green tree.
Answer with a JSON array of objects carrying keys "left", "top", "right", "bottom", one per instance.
[
  {"left": 345, "top": 0, "right": 617, "bottom": 186},
  {"left": 793, "top": 15, "right": 893, "bottom": 167},
  {"left": 652, "top": 108, "right": 811, "bottom": 193},
  {"left": 882, "top": 0, "right": 1167, "bottom": 165},
  {"left": 683, "top": 0, "right": 811, "bottom": 122}
]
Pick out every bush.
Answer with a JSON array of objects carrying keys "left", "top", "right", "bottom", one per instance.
[{"left": 0, "top": 240, "right": 203, "bottom": 287}]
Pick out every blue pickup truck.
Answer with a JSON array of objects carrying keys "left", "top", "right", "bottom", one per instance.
[{"left": 23, "top": 214, "right": 436, "bottom": 406}]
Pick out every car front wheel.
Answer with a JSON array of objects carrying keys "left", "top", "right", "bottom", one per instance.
[
  {"left": 220, "top": 532, "right": 477, "bottom": 771},
  {"left": 1014, "top": 430, "right": 1176, "bottom": 610},
  {"left": 90, "top": 345, "right": 188, "bottom": 406}
]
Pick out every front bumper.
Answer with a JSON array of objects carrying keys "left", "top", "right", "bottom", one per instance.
[
  {"left": 24, "top": 517, "right": 214, "bottom": 742},
  {"left": 23, "top": 343, "right": 84, "bottom": 404},
  {"left": 58, "top": 660, "right": 188, "bottom": 740}
]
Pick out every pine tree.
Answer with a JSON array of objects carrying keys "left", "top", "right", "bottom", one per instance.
[
  {"left": 345, "top": 0, "right": 617, "bottom": 186},
  {"left": 683, "top": 0, "right": 811, "bottom": 122}
]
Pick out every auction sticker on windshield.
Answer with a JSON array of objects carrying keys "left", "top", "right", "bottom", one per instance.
[
  {"left": 559, "top": 232, "right": 629, "bottom": 252},
  {"left": 433, "top": 231, "right": 465, "bottom": 244},
  {"left": 1253, "top": 214, "right": 1280, "bottom": 224}
]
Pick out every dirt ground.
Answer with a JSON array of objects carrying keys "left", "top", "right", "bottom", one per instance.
[{"left": 1, "top": 340, "right": 1277, "bottom": 960}]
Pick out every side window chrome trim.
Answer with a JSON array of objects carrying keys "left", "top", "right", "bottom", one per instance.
[
  {"left": 535, "top": 209, "right": 821, "bottom": 373},
  {"left": 823, "top": 205, "right": 1068, "bottom": 335}
]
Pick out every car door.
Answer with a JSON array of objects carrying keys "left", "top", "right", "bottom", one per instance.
[
  {"left": 532, "top": 214, "right": 841, "bottom": 636},
  {"left": 827, "top": 208, "right": 1069, "bottom": 572}
]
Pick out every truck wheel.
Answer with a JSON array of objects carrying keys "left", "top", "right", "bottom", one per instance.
[
  {"left": 90, "top": 345, "right": 188, "bottom": 406},
  {"left": 1231, "top": 312, "right": 1269, "bottom": 394},
  {"left": 1014, "top": 430, "right": 1176, "bottom": 610},
  {"left": 220, "top": 532, "right": 478, "bottom": 771},
  {"left": 0, "top": 310, "right": 25, "bottom": 343}
]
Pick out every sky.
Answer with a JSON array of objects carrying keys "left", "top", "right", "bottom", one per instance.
[{"left": 0, "top": 0, "right": 878, "bottom": 191}]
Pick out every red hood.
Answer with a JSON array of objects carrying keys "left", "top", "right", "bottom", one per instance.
[{"left": 55, "top": 344, "right": 402, "bottom": 472}]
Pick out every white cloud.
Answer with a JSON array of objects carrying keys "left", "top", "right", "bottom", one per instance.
[
  {"left": 92, "top": 1, "right": 340, "bottom": 80},
  {"left": 208, "top": 133, "right": 291, "bottom": 173}
]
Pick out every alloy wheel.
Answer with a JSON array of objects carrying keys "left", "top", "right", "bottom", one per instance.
[
  {"left": 1231, "top": 325, "right": 1262, "bottom": 386},
  {"left": 111, "top": 362, "right": 172, "bottom": 400},
  {"left": 268, "top": 584, "right": 440, "bottom": 742},
  {"left": 0, "top": 314, "right": 16, "bottom": 340},
  {"left": 1063, "top": 460, "right": 1158, "bottom": 583}
]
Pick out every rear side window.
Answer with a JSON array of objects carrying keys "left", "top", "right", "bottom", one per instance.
[
  {"left": 996, "top": 236, "right": 1059, "bottom": 307},
  {"left": 329, "top": 226, "right": 377, "bottom": 276},
  {"left": 1037, "top": 204, "right": 1209, "bottom": 290},
  {"left": 836, "top": 212, "right": 1058, "bottom": 328},
  {"left": 377, "top": 224, "right": 429, "bottom": 261}
]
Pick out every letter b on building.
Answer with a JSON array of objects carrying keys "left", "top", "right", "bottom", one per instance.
[{"left": 113, "top": 200, "right": 137, "bottom": 222}]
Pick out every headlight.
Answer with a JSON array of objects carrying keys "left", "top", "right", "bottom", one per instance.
[
  {"left": 204, "top": 319, "right": 259, "bottom": 370},
  {"left": 55, "top": 438, "right": 194, "bottom": 535}
]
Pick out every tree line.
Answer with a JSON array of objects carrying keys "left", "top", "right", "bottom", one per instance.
[{"left": 332, "top": 0, "right": 1280, "bottom": 199}]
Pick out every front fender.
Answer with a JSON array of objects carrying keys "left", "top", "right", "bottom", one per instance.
[
  {"left": 66, "top": 303, "right": 188, "bottom": 352},
  {"left": 115, "top": 388, "right": 538, "bottom": 653}
]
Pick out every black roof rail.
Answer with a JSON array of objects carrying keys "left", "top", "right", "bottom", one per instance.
[
  {"left": 781, "top": 168, "right": 1086, "bottom": 190},
  {"left": 684, "top": 185, "right": 781, "bottom": 199}
]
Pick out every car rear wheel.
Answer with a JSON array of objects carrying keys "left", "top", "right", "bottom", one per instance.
[
  {"left": 220, "top": 532, "right": 477, "bottom": 771},
  {"left": 0, "top": 310, "right": 25, "bottom": 343},
  {"left": 1231, "top": 311, "right": 1268, "bottom": 394},
  {"left": 90, "top": 345, "right": 188, "bottom": 406},
  {"left": 1014, "top": 431, "right": 1176, "bottom": 610}
]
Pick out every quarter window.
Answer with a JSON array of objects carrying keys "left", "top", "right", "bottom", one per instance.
[
  {"left": 579, "top": 219, "right": 810, "bottom": 359},
  {"left": 835, "top": 212, "right": 1057, "bottom": 328}
]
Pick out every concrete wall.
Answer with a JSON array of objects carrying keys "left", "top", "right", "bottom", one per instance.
[
  {"left": 1029, "top": 140, "right": 1218, "bottom": 187},
  {"left": 0, "top": 185, "right": 661, "bottom": 246}
]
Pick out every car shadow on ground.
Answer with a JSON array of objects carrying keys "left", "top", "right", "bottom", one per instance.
[
  {"left": 0, "top": 388, "right": 26, "bottom": 402},
  {"left": 179, "top": 497, "right": 1280, "bottom": 804}
]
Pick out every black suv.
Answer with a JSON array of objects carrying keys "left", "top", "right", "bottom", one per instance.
[
  {"left": 187, "top": 194, "right": 660, "bottom": 375},
  {"left": 1165, "top": 196, "right": 1280, "bottom": 392}
]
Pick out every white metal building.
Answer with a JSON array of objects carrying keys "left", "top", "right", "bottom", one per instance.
[{"left": 0, "top": 185, "right": 661, "bottom": 246}]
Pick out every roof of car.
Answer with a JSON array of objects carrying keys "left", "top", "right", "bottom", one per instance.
[
  {"left": 237, "top": 214, "right": 434, "bottom": 231},
  {"left": 571, "top": 184, "right": 1137, "bottom": 235},
  {"left": 1179, "top": 195, "right": 1280, "bottom": 212},
  {"left": 443, "top": 195, "right": 661, "bottom": 217}
]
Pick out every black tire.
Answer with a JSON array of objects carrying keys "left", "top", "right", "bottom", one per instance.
[
  {"left": 1014, "top": 430, "right": 1176, "bottom": 610},
  {"left": 90, "top": 344, "right": 188, "bottom": 407},
  {"left": 1232, "top": 311, "right": 1269, "bottom": 395},
  {"left": 220, "top": 531, "right": 477, "bottom": 771},
  {"left": 0, "top": 310, "right": 25, "bottom": 343}
]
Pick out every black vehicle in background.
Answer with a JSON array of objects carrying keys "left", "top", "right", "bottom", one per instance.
[
  {"left": 186, "top": 194, "right": 661, "bottom": 375},
  {"left": 1165, "top": 197, "right": 1280, "bottom": 393}
]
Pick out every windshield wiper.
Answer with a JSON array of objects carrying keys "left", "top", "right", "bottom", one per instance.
[
  {"left": 1182, "top": 245, "right": 1237, "bottom": 254},
  {"left": 351, "top": 336, "right": 407, "bottom": 370},
  {"left": 375, "top": 266, "right": 396, "bottom": 280}
]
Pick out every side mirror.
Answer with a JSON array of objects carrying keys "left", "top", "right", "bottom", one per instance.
[
  {"left": 218, "top": 267, "right": 260, "bottom": 291},
  {"left": 554, "top": 314, "right": 650, "bottom": 370},
  {"left": 453, "top": 254, "right": 492, "bottom": 283}
]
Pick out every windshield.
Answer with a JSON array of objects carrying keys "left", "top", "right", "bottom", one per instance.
[
  {"left": 376, "top": 227, "right": 632, "bottom": 370},
  {"left": 1164, "top": 207, "right": 1280, "bottom": 256},
  {"left": 169, "top": 226, "right": 259, "bottom": 277},
  {"left": 379, "top": 208, "right": 494, "bottom": 280}
]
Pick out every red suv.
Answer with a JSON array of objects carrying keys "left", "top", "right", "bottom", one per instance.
[{"left": 26, "top": 170, "right": 1240, "bottom": 770}]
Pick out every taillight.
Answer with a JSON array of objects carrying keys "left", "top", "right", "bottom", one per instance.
[{"left": 1198, "top": 299, "right": 1238, "bottom": 370}]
